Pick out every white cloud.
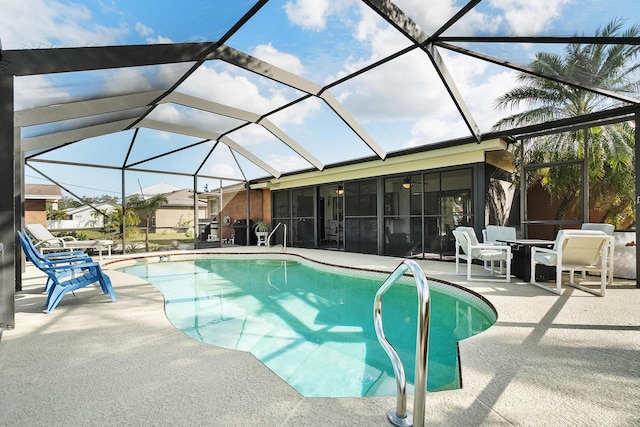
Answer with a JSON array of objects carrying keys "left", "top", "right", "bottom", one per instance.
[
  {"left": 394, "top": 0, "right": 571, "bottom": 36},
  {"left": 489, "top": 0, "right": 574, "bottom": 35},
  {"left": 135, "top": 22, "right": 153, "bottom": 37},
  {"left": 268, "top": 153, "right": 311, "bottom": 172},
  {"left": 270, "top": 97, "right": 323, "bottom": 128},
  {"left": 100, "top": 64, "right": 189, "bottom": 97},
  {"left": 14, "top": 75, "right": 70, "bottom": 110},
  {"left": 148, "top": 35, "right": 173, "bottom": 44},
  {"left": 325, "top": 1, "right": 530, "bottom": 149},
  {"left": 440, "top": 50, "right": 524, "bottom": 126},
  {"left": 177, "top": 63, "right": 325, "bottom": 131},
  {"left": 284, "top": 0, "right": 332, "bottom": 31},
  {"left": 391, "top": 0, "right": 458, "bottom": 34},
  {"left": 147, "top": 104, "right": 182, "bottom": 123},
  {"left": 205, "top": 162, "right": 237, "bottom": 178},
  {"left": 0, "top": 0, "right": 128, "bottom": 48},
  {"left": 228, "top": 124, "right": 273, "bottom": 147},
  {"left": 336, "top": 50, "right": 453, "bottom": 121},
  {"left": 154, "top": 131, "right": 172, "bottom": 141},
  {"left": 251, "top": 44, "right": 306, "bottom": 75},
  {"left": 134, "top": 21, "right": 173, "bottom": 44},
  {"left": 179, "top": 64, "right": 288, "bottom": 113},
  {"left": 405, "top": 117, "right": 467, "bottom": 148}
]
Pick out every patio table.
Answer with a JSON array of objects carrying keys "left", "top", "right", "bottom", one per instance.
[{"left": 498, "top": 239, "right": 556, "bottom": 281}]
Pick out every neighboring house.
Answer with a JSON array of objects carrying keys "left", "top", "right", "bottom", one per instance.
[
  {"left": 199, "top": 183, "right": 266, "bottom": 243},
  {"left": 24, "top": 183, "right": 62, "bottom": 226},
  {"left": 47, "top": 203, "right": 116, "bottom": 229},
  {"left": 130, "top": 187, "right": 206, "bottom": 233}
]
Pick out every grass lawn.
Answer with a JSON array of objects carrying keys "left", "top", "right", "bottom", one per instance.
[{"left": 64, "top": 229, "right": 197, "bottom": 253}]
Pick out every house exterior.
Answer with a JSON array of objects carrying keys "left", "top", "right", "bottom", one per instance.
[
  {"left": 199, "top": 184, "right": 267, "bottom": 245},
  {"left": 24, "top": 184, "right": 62, "bottom": 226},
  {"left": 131, "top": 187, "right": 207, "bottom": 233},
  {"left": 197, "top": 138, "right": 518, "bottom": 258},
  {"left": 47, "top": 203, "right": 116, "bottom": 229}
]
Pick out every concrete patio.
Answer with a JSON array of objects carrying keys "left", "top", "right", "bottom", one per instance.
[{"left": 1, "top": 247, "right": 639, "bottom": 426}]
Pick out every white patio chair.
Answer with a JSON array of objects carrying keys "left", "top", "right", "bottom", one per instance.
[
  {"left": 482, "top": 225, "right": 516, "bottom": 273},
  {"left": 530, "top": 230, "right": 612, "bottom": 296},
  {"left": 580, "top": 223, "right": 615, "bottom": 285},
  {"left": 26, "top": 223, "right": 113, "bottom": 260},
  {"left": 453, "top": 226, "right": 511, "bottom": 282}
]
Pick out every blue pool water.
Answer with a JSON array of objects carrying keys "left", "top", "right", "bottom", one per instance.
[{"left": 119, "top": 257, "right": 495, "bottom": 397}]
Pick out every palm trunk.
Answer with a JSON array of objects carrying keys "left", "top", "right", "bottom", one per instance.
[
  {"left": 145, "top": 216, "right": 150, "bottom": 252},
  {"left": 582, "top": 128, "right": 590, "bottom": 223},
  {"left": 554, "top": 196, "right": 573, "bottom": 235}
]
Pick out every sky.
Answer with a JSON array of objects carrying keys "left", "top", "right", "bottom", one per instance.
[{"left": 3, "top": 0, "right": 639, "bottom": 199}]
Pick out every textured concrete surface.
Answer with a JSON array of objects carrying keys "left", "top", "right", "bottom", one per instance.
[{"left": 1, "top": 247, "right": 639, "bottom": 426}]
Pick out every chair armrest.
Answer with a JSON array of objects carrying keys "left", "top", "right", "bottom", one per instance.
[
  {"left": 471, "top": 243, "right": 510, "bottom": 251},
  {"left": 44, "top": 261, "right": 100, "bottom": 272},
  {"left": 531, "top": 246, "right": 556, "bottom": 255},
  {"left": 59, "top": 236, "right": 78, "bottom": 242},
  {"left": 42, "top": 250, "right": 86, "bottom": 259},
  {"left": 42, "top": 256, "right": 93, "bottom": 266},
  {"left": 34, "top": 237, "right": 66, "bottom": 248}
]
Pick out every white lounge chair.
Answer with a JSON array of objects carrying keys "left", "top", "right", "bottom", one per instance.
[
  {"left": 530, "top": 230, "right": 612, "bottom": 296},
  {"left": 482, "top": 225, "right": 517, "bottom": 273},
  {"left": 580, "top": 223, "right": 615, "bottom": 285},
  {"left": 453, "top": 226, "right": 512, "bottom": 282},
  {"left": 26, "top": 223, "right": 113, "bottom": 260}
]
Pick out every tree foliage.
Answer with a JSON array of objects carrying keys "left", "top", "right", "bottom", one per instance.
[
  {"left": 127, "top": 194, "right": 168, "bottom": 251},
  {"left": 493, "top": 18, "right": 640, "bottom": 229}
]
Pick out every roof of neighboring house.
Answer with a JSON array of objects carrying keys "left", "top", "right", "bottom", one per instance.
[
  {"left": 130, "top": 183, "right": 181, "bottom": 197},
  {"left": 163, "top": 189, "right": 206, "bottom": 208},
  {"left": 25, "top": 184, "right": 62, "bottom": 200},
  {"left": 65, "top": 203, "right": 116, "bottom": 215}
]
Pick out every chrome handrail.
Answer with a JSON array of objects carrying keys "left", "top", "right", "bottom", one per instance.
[
  {"left": 374, "top": 259, "right": 430, "bottom": 427},
  {"left": 268, "top": 222, "right": 287, "bottom": 251}
]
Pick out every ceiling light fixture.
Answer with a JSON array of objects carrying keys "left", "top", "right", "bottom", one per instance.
[{"left": 402, "top": 177, "right": 411, "bottom": 189}]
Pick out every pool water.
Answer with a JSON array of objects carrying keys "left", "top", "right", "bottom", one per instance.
[{"left": 119, "top": 258, "right": 495, "bottom": 397}]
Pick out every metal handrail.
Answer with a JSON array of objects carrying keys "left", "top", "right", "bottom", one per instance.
[
  {"left": 374, "top": 259, "right": 430, "bottom": 427},
  {"left": 268, "top": 222, "right": 286, "bottom": 250}
]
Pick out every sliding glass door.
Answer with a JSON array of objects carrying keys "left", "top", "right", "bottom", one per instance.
[{"left": 318, "top": 183, "right": 344, "bottom": 250}]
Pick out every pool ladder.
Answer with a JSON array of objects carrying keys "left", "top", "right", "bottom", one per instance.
[
  {"left": 374, "top": 259, "right": 430, "bottom": 427},
  {"left": 267, "top": 222, "right": 286, "bottom": 250}
]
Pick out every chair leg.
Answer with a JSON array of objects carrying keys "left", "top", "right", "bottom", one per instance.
[
  {"left": 46, "top": 285, "right": 68, "bottom": 313},
  {"left": 98, "top": 274, "right": 117, "bottom": 302},
  {"left": 530, "top": 256, "right": 559, "bottom": 294},
  {"left": 596, "top": 263, "right": 607, "bottom": 296}
]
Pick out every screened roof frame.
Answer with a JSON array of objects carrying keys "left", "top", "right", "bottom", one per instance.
[{"left": 3, "top": 0, "right": 639, "bottom": 186}]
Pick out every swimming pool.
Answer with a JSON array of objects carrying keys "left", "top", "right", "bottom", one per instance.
[{"left": 117, "top": 254, "right": 496, "bottom": 397}]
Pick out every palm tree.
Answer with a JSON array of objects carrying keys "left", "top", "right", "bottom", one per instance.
[
  {"left": 493, "top": 18, "right": 640, "bottom": 229},
  {"left": 102, "top": 205, "right": 141, "bottom": 251},
  {"left": 127, "top": 193, "right": 168, "bottom": 252}
]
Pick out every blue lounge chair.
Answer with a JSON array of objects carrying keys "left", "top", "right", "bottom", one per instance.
[
  {"left": 19, "top": 230, "right": 93, "bottom": 294},
  {"left": 18, "top": 231, "right": 117, "bottom": 313}
]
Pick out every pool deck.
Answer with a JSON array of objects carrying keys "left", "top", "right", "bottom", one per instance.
[{"left": 2, "top": 246, "right": 639, "bottom": 426}]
